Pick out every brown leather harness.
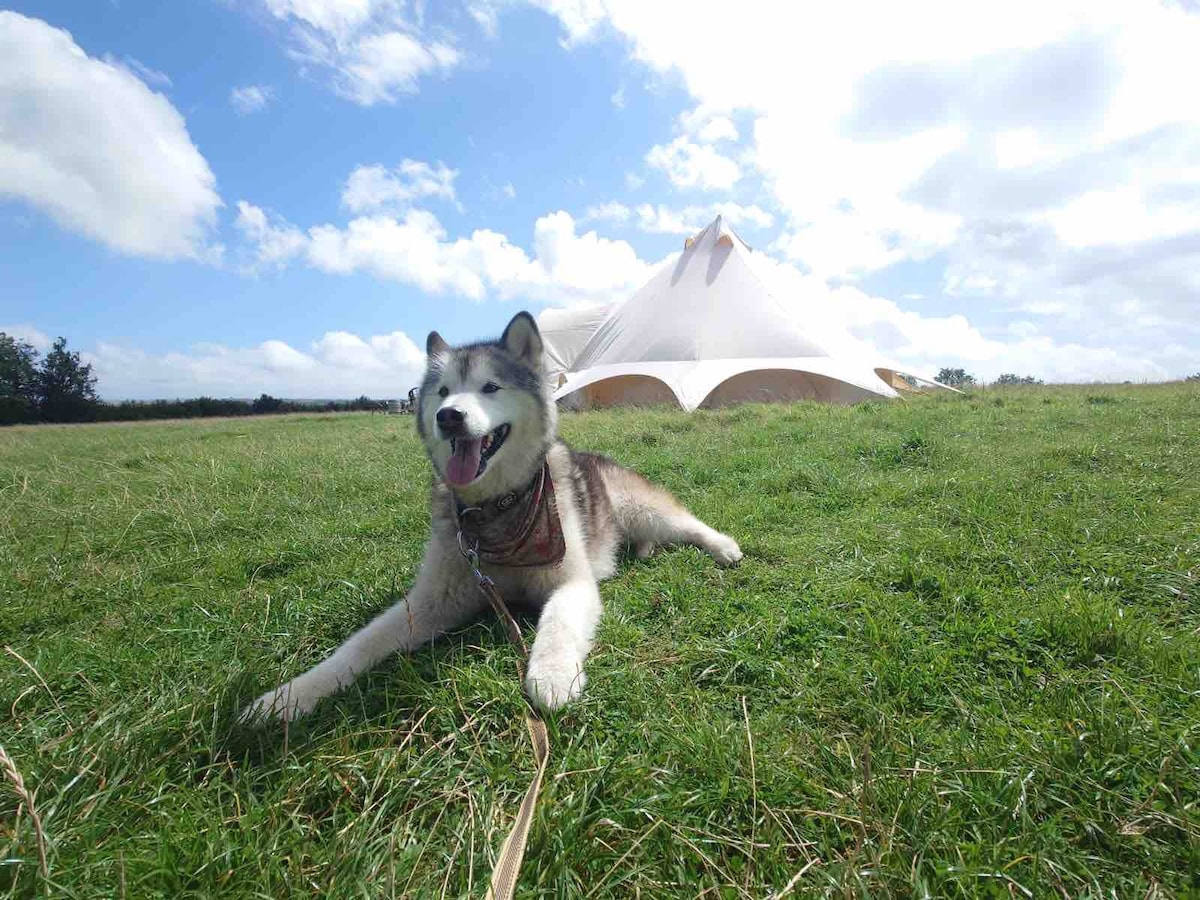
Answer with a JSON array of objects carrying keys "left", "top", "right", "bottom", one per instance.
[{"left": 452, "top": 463, "right": 566, "bottom": 570}]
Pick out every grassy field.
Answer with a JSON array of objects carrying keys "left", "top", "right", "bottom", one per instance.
[{"left": 2, "top": 384, "right": 1199, "bottom": 898}]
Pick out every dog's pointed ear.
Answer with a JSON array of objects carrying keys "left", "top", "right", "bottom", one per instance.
[
  {"left": 500, "top": 311, "right": 543, "bottom": 367},
  {"left": 426, "top": 331, "right": 449, "bottom": 357}
]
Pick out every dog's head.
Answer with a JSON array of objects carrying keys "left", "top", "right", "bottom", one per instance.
[{"left": 417, "top": 311, "right": 556, "bottom": 499}]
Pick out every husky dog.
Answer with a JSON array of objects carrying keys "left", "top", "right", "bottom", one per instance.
[{"left": 242, "top": 312, "right": 742, "bottom": 721}]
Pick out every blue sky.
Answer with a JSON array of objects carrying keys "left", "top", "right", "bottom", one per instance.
[{"left": 2, "top": 1, "right": 1198, "bottom": 399}]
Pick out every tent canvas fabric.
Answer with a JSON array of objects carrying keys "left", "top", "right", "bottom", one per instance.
[
  {"left": 874, "top": 367, "right": 964, "bottom": 395},
  {"left": 536, "top": 303, "right": 612, "bottom": 387},
  {"left": 550, "top": 217, "right": 898, "bottom": 410}
]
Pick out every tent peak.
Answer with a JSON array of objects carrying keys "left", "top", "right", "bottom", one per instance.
[{"left": 683, "top": 214, "right": 753, "bottom": 252}]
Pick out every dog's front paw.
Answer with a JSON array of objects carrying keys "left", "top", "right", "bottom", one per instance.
[
  {"left": 239, "top": 680, "right": 317, "bottom": 724},
  {"left": 708, "top": 533, "right": 743, "bottom": 567},
  {"left": 524, "top": 657, "right": 586, "bottom": 712}
]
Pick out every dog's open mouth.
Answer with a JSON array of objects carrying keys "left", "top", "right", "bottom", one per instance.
[{"left": 445, "top": 424, "right": 510, "bottom": 486}]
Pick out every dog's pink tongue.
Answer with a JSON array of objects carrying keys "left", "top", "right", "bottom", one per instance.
[{"left": 446, "top": 438, "right": 483, "bottom": 486}]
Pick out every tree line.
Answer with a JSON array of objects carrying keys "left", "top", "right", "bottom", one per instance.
[
  {"left": 937, "top": 369, "right": 1200, "bottom": 387},
  {"left": 1, "top": 332, "right": 390, "bottom": 426},
  {"left": 935, "top": 368, "right": 1044, "bottom": 388}
]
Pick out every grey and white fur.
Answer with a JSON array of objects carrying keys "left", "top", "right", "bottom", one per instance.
[{"left": 241, "top": 311, "right": 742, "bottom": 721}]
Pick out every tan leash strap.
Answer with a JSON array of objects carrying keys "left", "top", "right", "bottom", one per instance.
[{"left": 462, "top": 544, "right": 550, "bottom": 900}]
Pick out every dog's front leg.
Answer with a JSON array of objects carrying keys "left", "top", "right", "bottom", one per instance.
[
  {"left": 525, "top": 579, "right": 601, "bottom": 711},
  {"left": 241, "top": 549, "right": 479, "bottom": 723}
]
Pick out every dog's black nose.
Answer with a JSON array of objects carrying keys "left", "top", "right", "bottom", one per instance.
[{"left": 436, "top": 407, "right": 465, "bottom": 430}]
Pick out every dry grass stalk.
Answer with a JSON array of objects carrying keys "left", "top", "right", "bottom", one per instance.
[{"left": 0, "top": 744, "right": 49, "bottom": 880}]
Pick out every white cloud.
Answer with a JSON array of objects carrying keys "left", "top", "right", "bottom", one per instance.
[
  {"left": 311, "top": 329, "right": 424, "bottom": 371},
  {"left": 634, "top": 205, "right": 692, "bottom": 236},
  {"left": 587, "top": 200, "right": 772, "bottom": 235},
  {"left": 645, "top": 136, "right": 740, "bottom": 191},
  {"left": 527, "top": 0, "right": 609, "bottom": 45},
  {"left": 238, "top": 194, "right": 655, "bottom": 307},
  {"left": 935, "top": 217, "right": 1200, "bottom": 362},
  {"left": 529, "top": 210, "right": 656, "bottom": 300},
  {"left": 342, "top": 159, "right": 458, "bottom": 212},
  {"left": 235, "top": 201, "right": 307, "bottom": 268},
  {"left": 263, "top": 0, "right": 378, "bottom": 39},
  {"left": 0, "top": 12, "right": 221, "bottom": 260},
  {"left": 1008, "top": 320, "right": 1039, "bottom": 338},
  {"left": 994, "top": 127, "right": 1047, "bottom": 170},
  {"left": 502, "top": 182, "right": 517, "bottom": 199},
  {"left": 260, "top": 0, "right": 461, "bottom": 105},
  {"left": 259, "top": 339, "right": 317, "bottom": 372},
  {"left": 584, "top": 201, "right": 631, "bottom": 223},
  {"left": 942, "top": 269, "right": 998, "bottom": 296},
  {"left": 469, "top": 1, "right": 500, "bottom": 37},
  {"left": 635, "top": 202, "right": 773, "bottom": 235},
  {"left": 678, "top": 108, "right": 738, "bottom": 143},
  {"left": 772, "top": 211, "right": 910, "bottom": 280},
  {"left": 528, "top": 0, "right": 1200, "bottom": 336},
  {"left": 230, "top": 84, "right": 275, "bottom": 114},
  {"left": 760, "top": 125, "right": 967, "bottom": 277},
  {"left": 109, "top": 56, "right": 172, "bottom": 88},
  {"left": 611, "top": 84, "right": 625, "bottom": 109},
  {"left": 339, "top": 31, "right": 460, "bottom": 104},
  {"left": 1042, "top": 185, "right": 1200, "bottom": 249},
  {"left": 306, "top": 209, "right": 535, "bottom": 298},
  {"left": 750, "top": 254, "right": 1171, "bottom": 383},
  {"left": 85, "top": 327, "right": 427, "bottom": 400},
  {"left": 0, "top": 324, "right": 52, "bottom": 352},
  {"left": 696, "top": 116, "right": 737, "bottom": 144}
]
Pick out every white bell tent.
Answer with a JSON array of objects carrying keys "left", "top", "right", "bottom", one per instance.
[{"left": 546, "top": 217, "right": 899, "bottom": 410}]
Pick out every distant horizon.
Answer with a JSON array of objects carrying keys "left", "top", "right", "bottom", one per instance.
[
  {"left": 96, "top": 377, "right": 1190, "bottom": 406},
  {"left": 102, "top": 395, "right": 404, "bottom": 405}
]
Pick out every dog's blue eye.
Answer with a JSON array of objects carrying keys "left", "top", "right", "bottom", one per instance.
[
  {"left": 482, "top": 382, "right": 500, "bottom": 394},
  {"left": 438, "top": 386, "right": 449, "bottom": 398}
]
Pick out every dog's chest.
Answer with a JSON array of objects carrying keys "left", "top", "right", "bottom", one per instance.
[{"left": 482, "top": 564, "right": 569, "bottom": 610}]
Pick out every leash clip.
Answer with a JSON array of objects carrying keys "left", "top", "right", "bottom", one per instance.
[{"left": 456, "top": 527, "right": 489, "bottom": 586}]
